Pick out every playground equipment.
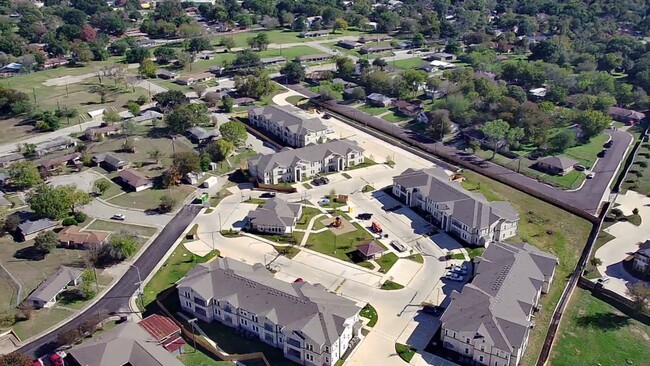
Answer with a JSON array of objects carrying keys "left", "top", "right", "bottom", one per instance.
[
  {"left": 371, "top": 221, "right": 382, "bottom": 233},
  {"left": 330, "top": 216, "right": 344, "bottom": 228}
]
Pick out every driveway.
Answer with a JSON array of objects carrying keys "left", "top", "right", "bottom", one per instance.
[{"left": 48, "top": 170, "right": 100, "bottom": 193}]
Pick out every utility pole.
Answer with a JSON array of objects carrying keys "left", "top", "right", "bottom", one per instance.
[{"left": 188, "top": 318, "right": 198, "bottom": 352}]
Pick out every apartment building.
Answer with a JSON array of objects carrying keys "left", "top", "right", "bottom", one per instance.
[
  {"left": 392, "top": 168, "right": 519, "bottom": 246},
  {"left": 248, "top": 105, "right": 328, "bottom": 148},
  {"left": 178, "top": 258, "right": 362, "bottom": 366},
  {"left": 440, "top": 242, "right": 558, "bottom": 366},
  {"left": 248, "top": 140, "right": 364, "bottom": 184}
]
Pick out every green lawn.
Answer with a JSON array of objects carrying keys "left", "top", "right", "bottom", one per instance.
[
  {"left": 108, "top": 185, "right": 196, "bottom": 211},
  {"left": 296, "top": 206, "right": 324, "bottom": 230},
  {"left": 563, "top": 133, "right": 609, "bottom": 167},
  {"left": 395, "top": 343, "right": 415, "bottom": 362},
  {"left": 257, "top": 45, "right": 324, "bottom": 61},
  {"left": 406, "top": 253, "right": 424, "bottom": 263},
  {"left": 347, "top": 157, "right": 377, "bottom": 171},
  {"left": 380, "top": 280, "right": 404, "bottom": 290},
  {"left": 622, "top": 144, "right": 650, "bottom": 195},
  {"left": 287, "top": 95, "right": 307, "bottom": 105},
  {"left": 213, "top": 29, "right": 372, "bottom": 48},
  {"left": 376, "top": 252, "right": 399, "bottom": 273},
  {"left": 382, "top": 111, "right": 410, "bottom": 123},
  {"left": 584, "top": 231, "right": 615, "bottom": 279},
  {"left": 460, "top": 170, "right": 592, "bottom": 366},
  {"left": 342, "top": 172, "right": 352, "bottom": 179},
  {"left": 142, "top": 244, "right": 219, "bottom": 308},
  {"left": 214, "top": 149, "right": 257, "bottom": 175},
  {"left": 95, "top": 178, "right": 124, "bottom": 199},
  {"left": 302, "top": 183, "right": 312, "bottom": 189},
  {"left": 550, "top": 288, "right": 650, "bottom": 366},
  {"left": 466, "top": 247, "right": 485, "bottom": 259},
  {"left": 87, "top": 220, "right": 158, "bottom": 237},
  {"left": 357, "top": 103, "right": 390, "bottom": 116},
  {"left": 272, "top": 245, "right": 301, "bottom": 259},
  {"left": 178, "top": 345, "right": 233, "bottom": 366},
  {"left": 360, "top": 303, "right": 378, "bottom": 327},
  {"left": 392, "top": 57, "right": 427, "bottom": 70},
  {"left": 13, "top": 308, "right": 73, "bottom": 340},
  {"left": 303, "top": 222, "right": 375, "bottom": 263}
]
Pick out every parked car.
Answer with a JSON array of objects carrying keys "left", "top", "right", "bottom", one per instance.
[
  {"left": 450, "top": 264, "right": 468, "bottom": 271},
  {"left": 445, "top": 271, "right": 464, "bottom": 282},
  {"left": 587, "top": 172, "right": 596, "bottom": 179},
  {"left": 597, "top": 149, "right": 607, "bottom": 158},
  {"left": 323, "top": 113, "right": 332, "bottom": 119},
  {"left": 357, "top": 213, "right": 373, "bottom": 220},
  {"left": 604, "top": 140, "right": 613, "bottom": 148},
  {"left": 111, "top": 214, "right": 125, "bottom": 221},
  {"left": 311, "top": 178, "right": 324, "bottom": 186},
  {"left": 260, "top": 192, "right": 276, "bottom": 198},
  {"left": 384, "top": 205, "right": 402, "bottom": 212},
  {"left": 451, "top": 266, "right": 468, "bottom": 275},
  {"left": 49, "top": 352, "right": 65, "bottom": 366},
  {"left": 321, "top": 177, "right": 330, "bottom": 184},
  {"left": 421, "top": 305, "right": 444, "bottom": 316},
  {"left": 390, "top": 240, "right": 407, "bottom": 252},
  {"left": 574, "top": 164, "right": 586, "bottom": 171}
]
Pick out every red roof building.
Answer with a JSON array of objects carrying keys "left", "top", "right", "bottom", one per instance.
[
  {"left": 138, "top": 314, "right": 185, "bottom": 353},
  {"left": 356, "top": 241, "right": 384, "bottom": 260}
]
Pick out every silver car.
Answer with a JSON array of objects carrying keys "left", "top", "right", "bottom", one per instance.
[{"left": 390, "top": 240, "right": 407, "bottom": 252}]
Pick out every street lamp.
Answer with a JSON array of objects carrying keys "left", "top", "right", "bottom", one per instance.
[
  {"left": 128, "top": 263, "right": 145, "bottom": 311},
  {"left": 188, "top": 318, "right": 198, "bottom": 352}
]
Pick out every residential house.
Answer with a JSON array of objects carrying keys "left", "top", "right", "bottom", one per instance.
[
  {"left": 248, "top": 105, "right": 328, "bottom": 148},
  {"left": 429, "top": 52, "right": 456, "bottom": 61},
  {"left": 133, "top": 110, "right": 163, "bottom": 124},
  {"left": 440, "top": 242, "right": 558, "bottom": 366},
  {"left": 177, "top": 257, "right": 362, "bottom": 366},
  {"left": 392, "top": 168, "right": 519, "bottom": 246},
  {"left": 187, "top": 126, "right": 218, "bottom": 144},
  {"left": 366, "top": 93, "right": 392, "bottom": 107},
  {"left": 197, "top": 50, "right": 215, "bottom": 60},
  {"left": 42, "top": 57, "right": 69, "bottom": 69},
  {"left": 57, "top": 225, "right": 110, "bottom": 250},
  {"left": 246, "top": 197, "right": 303, "bottom": 234},
  {"left": 175, "top": 72, "right": 214, "bottom": 85},
  {"left": 359, "top": 45, "right": 393, "bottom": 54},
  {"left": 299, "top": 30, "right": 331, "bottom": 38},
  {"left": 358, "top": 35, "right": 392, "bottom": 43},
  {"left": 356, "top": 241, "right": 384, "bottom": 260},
  {"left": 37, "top": 152, "right": 82, "bottom": 174},
  {"left": 138, "top": 314, "right": 186, "bottom": 355},
  {"left": 85, "top": 124, "right": 122, "bottom": 141},
  {"left": 35, "top": 137, "right": 77, "bottom": 156},
  {"left": 156, "top": 69, "right": 178, "bottom": 80},
  {"left": 632, "top": 240, "right": 650, "bottom": 275},
  {"left": 296, "top": 54, "right": 332, "bottom": 63},
  {"left": 260, "top": 56, "right": 287, "bottom": 66},
  {"left": 26, "top": 266, "right": 83, "bottom": 308},
  {"left": 248, "top": 140, "right": 364, "bottom": 184},
  {"left": 118, "top": 169, "right": 153, "bottom": 192},
  {"left": 305, "top": 70, "right": 332, "bottom": 84},
  {"left": 394, "top": 40, "right": 413, "bottom": 49},
  {"left": 0, "top": 153, "right": 24, "bottom": 168},
  {"left": 528, "top": 87, "right": 547, "bottom": 99},
  {"left": 67, "top": 321, "right": 186, "bottom": 366},
  {"left": 232, "top": 97, "right": 256, "bottom": 107},
  {"left": 92, "top": 153, "right": 130, "bottom": 171},
  {"left": 17, "top": 218, "right": 57, "bottom": 241},
  {"left": 430, "top": 60, "right": 457, "bottom": 69},
  {"left": 338, "top": 40, "right": 358, "bottom": 49},
  {"left": 608, "top": 106, "right": 646, "bottom": 125},
  {"left": 0, "top": 191, "right": 12, "bottom": 208},
  {"left": 536, "top": 156, "right": 578, "bottom": 176},
  {"left": 0, "top": 62, "right": 22, "bottom": 73},
  {"left": 394, "top": 100, "right": 424, "bottom": 117},
  {"left": 137, "top": 39, "right": 157, "bottom": 48}
]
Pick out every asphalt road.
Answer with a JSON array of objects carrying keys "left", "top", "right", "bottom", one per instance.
[{"left": 18, "top": 204, "right": 202, "bottom": 358}]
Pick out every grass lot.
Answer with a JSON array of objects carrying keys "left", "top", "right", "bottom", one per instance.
[
  {"left": 357, "top": 103, "right": 390, "bottom": 116},
  {"left": 303, "top": 222, "right": 375, "bottom": 263},
  {"left": 392, "top": 57, "right": 428, "bottom": 70},
  {"left": 178, "top": 345, "right": 233, "bottom": 366},
  {"left": 0, "top": 277, "right": 19, "bottom": 310},
  {"left": 466, "top": 247, "right": 485, "bottom": 259},
  {"left": 87, "top": 220, "right": 158, "bottom": 237},
  {"left": 584, "top": 231, "right": 615, "bottom": 279},
  {"left": 214, "top": 29, "right": 372, "bottom": 48},
  {"left": 286, "top": 95, "right": 307, "bottom": 106},
  {"left": 108, "top": 185, "right": 196, "bottom": 211},
  {"left": 272, "top": 245, "right": 301, "bottom": 259},
  {"left": 395, "top": 343, "right": 415, "bottom": 362},
  {"left": 460, "top": 171, "right": 592, "bottom": 366},
  {"left": 12, "top": 307, "right": 74, "bottom": 340},
  {"left": 302, "top": 183, "right": 312, "bottom": 189},
  {"left": 621, "top": 143, "right": 650, "bottom": 195},
  {"left": 376, "top": 252, "right": 399, "bottom": 273},
  {"left": 296, "top": 206, "right": 324, "bottom": 230},
  {"left": 406, "top": 253, "right": 424, "bottom": 263},
  {"left": 347, "top": 157, "right": 377, "bottom": 170},
  {"left": 382, "top": 111, "right": 410, "bottom": 123},
  {"left": 380, "top": 280, "right": 404, "bottom": 290},
  {"left": 142, "top": 244, "right": 219, "bottom": 307},
  {"left": 215, "top": 149, "right": 257, "bottom": 175},
  {"left": 550, "top": 288, "right": 650, "bottom": 366},
  {"left": 94, "top": 178, "right": 123, "bottom": 199},
  {"left": 360, "top": 303, "right": 378, "bottom": 327}
]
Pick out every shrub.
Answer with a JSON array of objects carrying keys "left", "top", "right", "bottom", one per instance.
[
  {"left": 0, "top": 313, "right": 15, "bottom": 328},
  {"left": 638, "top": 161, "right": 648, "bottom": 168},
  {"left": 62, "top": 217, "right": 78, "bottom": 226},
  {"left": 636, "top": 171, "right": 644, "bottom": 178},
  {"left": 633, "top": 208, "right": 639, "bottom": 215},
  {"left": 74, "top": 212, "right": 88, "bottom": 223}
]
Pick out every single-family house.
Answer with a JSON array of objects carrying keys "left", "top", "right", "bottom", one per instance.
[
  {"left": 260, "top": 56, "right": 287, "bottom": 66},
  {"left": 299, "top": 30, "right": 331, "bottom": 38},
  {"left": 42, "top": 57, "right": 69, "bottom": 69},
  {"left": 248, "top": 105, "right": 328, "bottom": 148},
  {"left": 296, "top": 54, "right": 332, "bottom": 63},
  {"left": 187, "top": 126, "right": 218, "bottom": 144},
  {"left": 37, "top": 152, "right": 82, "bottom": 173},
  {"left": 118, "top": 169, "right": 153, "bottom": 192},
  {"left": 392, "top": 168, "right": 519, "bottom": 246},
  {"left": 85, "top": 124, "right": 122, "bottom": 141},
  {"left": 133, "top": 110, "right": 163, "bottom": 124},
  {"left": 232, "top": 97, "right": 256, "bottom": 106},
  {"left": 246, "top": 197, "right": 302, "bottom": 234},
  {"left": 0, "top": 153, "right": 24, "bottom": 168},
  {"left": 355, "top": 241, "right": 384, "bottom": 260},
  {"left": 1, "top": 62, "right": 22, "bottom": 73},
  {"left": 0, "top": 191, "right": 12, "bottom": 208},
  {"left": 440, "top": 242, "right": 558, "bottom": 366},
  {"left": 536, "top": 156, "right": 578, "bottom": 176},
  {"left": 57, "top": 225, "right": 111, "bottom": 250},
  {"left": 608, "top": 107, "right": 646, "bottom": 125},
  {"left": 358, "top": 35, "right": 392, "bottom": 43},
  {"left": 248, "top": 140, "right": 364, "bottom": 184},
  {"left": 156, "top": 69, "right": 178, "bottom": 80},
  {"left": 17, "top": 218, "right": 57, "bottom": 241},
  {"left": 197, "top": 50, "right": 214, "bottom": 60},
  {"left": 35, "top": 137, "right": 77, "bottom": 156},
  {"left": 305, "top": 71, "right": 332, "bottom": 84},
  {"left": 177, "top": 257, "right": 362, "bottom": 366},
  {"left": 366, "top": 93, "right": 392, "bottom": 107},
  {"left": 632, "top": 240, "right": 650, "bottom": 275},
  {"left": 338, "top": 40, "right": 358, "bottom": 49},
  {"left": 175, "top": 72, "right": 214, "bottom": 85},
  {"left": 67, "top": 321, "right": 186, "bottom": 366},
  {"left": 359, "top": 45, "right": 393, "bottom": 54},
  {"left": 92, "top": 153, "right": 130, "bottom": 171},
  {"left": 529, "top": 87, "right": 547, "bottom": 99},
  {"left": 429, "top": 52, "right": 456, "bottom": 61},
  {"left": 393, "top": 100, "right": 424, "bottom": 117},
  {"left": 26, "top": 266, "right": 83, "bottom": 308}
]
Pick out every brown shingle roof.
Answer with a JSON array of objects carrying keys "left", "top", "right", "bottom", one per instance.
[
  {"left": 118, "top": 169, "right": 151, "bottom": 188},
  {"left": 57, "top": 225, "right": 110, "bottom": 246}
]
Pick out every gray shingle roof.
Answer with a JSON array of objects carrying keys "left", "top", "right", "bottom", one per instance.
[
  {"left": 0, "top": 153, "right": 23, "bottom": 164},
  {"left": 68, "top": 321, "right": 185, "bottom": 366},
  {"left": 133, "top": 111, "right": 163, "bottom": 123},
  {"left": 248, "top": 105, "right": 327, "bottom": 136},
  {"left": 27, "top": 266, "right": 83, "bottom": 303},
  {"left": 178, "top": 258, "right": 360, "bottom": 346},
  {"left": 247, "top": 197, "right": 302, "bottom": 228},
  {"left": 394, "top": 168, "right": 518, "bottom": 229},
  {"left": 537, "top": 156, "right": 578, "bottom": 170},
  {"left": 18, "top": 218, "right": 57, "bottom": 235},
  {"left": 93, "top": 153, "right": 129, "bottom": 169},
  {"left": 440, "top": 242, "right": 557, "bottom": 352},
  {"left": 188, "top": 126, "right": 218, "bottom": 140},
  {"left": 249, "top": 140, "right": 364, "bottom": 175}
]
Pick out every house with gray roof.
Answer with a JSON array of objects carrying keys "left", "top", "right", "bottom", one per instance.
[
  {"left": 536, "top": 156, "right": 579, "bottom": 176},
  {"left": 248, "top": 140, "right": 364, "bottom": 184},
  {"left": 26, "top": 266, "right": 83, "bottom": 308},
  {"left": 133, "top": 110, "right": 163, "bottom": 124},
  {"left": 177, "top": 257, "right": 362, "bottom": 366},
  {"left": 67, "top": 321, "right": 185, "bottom": 366},
  {"left": 17, "top": 218, "right": 57, "bottom": 241},
  {"left": 34, "top": 136, "right": 77, "bottom": 156},
  {"left": 440, "top": 242, "right": 558, "bottom": 366},
  {"left": 632, "top": 240, "right": 650, "bottom": 275},
  {"left": 248, "top": 105, "right": 328, "bottom": 148},
  {"left": 187, "top": 126, "right": 218, "bottom": 144},
  {"left": 92, "top": 153, "right": 130, "bottom": 171},
  {"left": 247, "top": 197, "right": 302, "bottom": 234},
  {"left": 392, "top": 168, "right": 519, "bottom": 246},
  {"left": 0, "top": 153, "right": 24, "bottom": 168}
]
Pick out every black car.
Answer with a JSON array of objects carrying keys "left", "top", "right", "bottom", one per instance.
[
  {"left": 357, "top": 213, "right": 373, "bottom": 220},
  {"left": 311, "top": 178, "right": 323, "bottom": 186},
  {"left": 604, "top": 140, "right": 613, "bottom": 148},
  {"left": 421, "top": 305, "right": 445, "bottom": 316},
  {"left": 321, "top": 177, "right": 330, "bottom": 184},
  {"left": 385, "top": 205, "right": 402, "bottom": 212},
  {"left": 260, "top": 192, "right": 276, "bottom": 198},
  {"left": 597, "top": 149, "right": 607, "bottom": 158}
]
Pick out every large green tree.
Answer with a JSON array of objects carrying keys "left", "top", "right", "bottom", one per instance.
[
  {"left": 280, "top": 60, "right": 305, "bottom": 84},
  {"left": 34, "top": 230, "right": 57, "bottom": 254},
  {"left": 8, "top": 161, "right": 42, "bottom": 190},
  {"left": 172, "top": 151, "right": 201, "bottom": 175},
  {"left": 27, "top": 184, "right": 91, "bottom": 220},
  {"left": 165, "top": 103, "right": 211, "bottom": 134},
  {"left": 481, "top": 119, "right": 511, "bottom": 158},
  {"left": 575, "top": 110, "right": 610, "bottom": 139},
  {"left": 219, "top": 121, "right": 247, "bottom": 145}
]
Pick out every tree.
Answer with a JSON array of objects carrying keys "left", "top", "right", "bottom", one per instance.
[
  {"left": 219, "top": 121, "right": 247, "bottom": 145},
  {"left": 401, "top": 69, "right": 427, "bottom": 98},
  {"left": 626, "top": 282, "right": 650, "bottom": 313},
  {"left": 126, "top": 101, "right": 141, "bottom": 116},
  {"left": 4, "top": 214, "right": 20, "bottom": 232},
  {"left": 138, "top": 59, "right": 157, "bottom": 78},
  {"left": 412, "top": 33, "right": 426, "bottom": 48},
  {"left": 219, "top": 37, "right": 236, "bottom": 52},
  {"left": 166, "top": 103, "right": 210, "bottom": 134},
  {"left": 469, "top": 139, "right": 481, "bottom": 153},
  {"left": 176, "top": 51, "right": 192, "bottom": 70},
  {"left": 280, "top": 60, "right": 305, "bottom": 84},
  {"left": 34, "top": 111, "right": 61, "bottom": 131},
  {"left": 153, "top": 47, "right": 176, "bottom": 64},
  {"left": 0, "top": 352, "right": 32, "bottom": 366},
  {"left": 89, "top": 84, "right": 111, "bottom": 104},
  {"left": 154, "top": 90, "right": 187, "bottom": 111},
  {"left": 481, "top": 119, "right": 511, "bottom": 158},
  {"left": 549, "top": 129, "right": 576, "bottom": 153},
  {"left": 348, "top": 87, "right": 366, "bottom": 101},
  {"left": 206, "top": 139, "right": 234, "bottom": 162},
  {"left": 34, "top": 230, "right": 57, "bottom": 254},
  {"left": 575, "top": 110, "right": 610, "bottom": 140},
  {"left": 147, "top": 149, "right": 163, "bottom": 165},
  {"left": 333, "top": 18, "right": 348, "bottom": 33},
  {"left": 372, "top": 57, "right": 387, "bottom": 71},
  {"left": 58, "top": 328, "right": 81, "bottom": 346},
  {"left": 172, "top": 151, "right": 201, "bottom": 176},
  {"left": 222, "top": 96, "right": 233, "bottom": 112},
  {"left": 590, "top": 257, "right": 602, "bottom": 266},
  {"left": 318, "top": 85, "right": 337, "bottom": 101},
  {"left": 633, "top": 207, "right": 640, "bottom": 215},
  {"left": 94, "top": 179, "right": 111, "bottom": 195},
  {"left": 425, "top": 110, "right": 452, "bottom": 141},
  {"left": 103, "top": 109, "right": 121, "bottom": 124},
  {"left": 8, "top": 161, "right": 42, "bottom": 190},
  {"left": 159, "top": 195, "right": 176, "bottom": 213},
  {"left": 247, "top": 33, "right": 269, "bottom": 51},
  {"left": 125, "top": 46, "right": 150, "bottom": 64},
  {"left": 234, "top": 69, "right": 274, "bottom": 98},
  {"left": 335, "top": 56, "right": 355, "bottom": 78},
  {"left": 102, "top": 232, "right": 138, "bottom": 262},
  {"left": 188, "top": 37, "right": 211, "bottom": 53},
  {"left": 233, "top": 49, "right": 260, "bottom": 69},
  {"left": 27, "top": 184, "right": 91, "bottom": 220},
  {"left": 506, "top": 127, "right": 525, "bottom": 150}
]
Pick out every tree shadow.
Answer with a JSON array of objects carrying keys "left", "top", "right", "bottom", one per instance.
[
  {"left": 576, "top": 312, "right": 630, "bottom": 330},
  {"left": 13, "top": 246, "right": 46, "bottom": 261}
]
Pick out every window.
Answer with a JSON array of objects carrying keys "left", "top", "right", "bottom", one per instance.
[
  {"left": 184, "top": 301, "right": 192, "bottom": 307},
  {"left": 287, "top": 338, "right": 301, "bottom": 348},
  {"left": 182, "top": 291, "right": 191, "bottom": 297},
  {"left": 479, "top": 356, "right": 484, "bottom": 362},
  {"left": 465, "top": 348, "right": 469, "bottom": 354},
  {"left": 466, "top": 338, "right": 470, "bottom": 344},
  {"left": 307, "top": 344, "right": 313, "bottom": 351},
  {"left": 325, "top": 346, "right": 330, "bottom": 353},
  {"left": 444, "top": 329, "right": 448, "bottom": 336}
]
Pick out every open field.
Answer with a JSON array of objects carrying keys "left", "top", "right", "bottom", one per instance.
[
  {"left": 382, "top": 111, "right": 410, "bottom": 123},
  {"left": 12, "top": 307, "right": 74, "bottom": 340},
  {"left": 460, "top": 171, "right": 591, "bottom": 366},
  {"left": 357, "top": 103, "right": 391, "bottom": 116},
  {"left": 549, "top": 288, "right": 650, "bottom": 366},
  {"left": 303, "top": 222, "right": 376, "bottom": 263},
  {"left": 86, "top": 220, "right": 158, "bottom": 237},
  {"left": 392, "top": 57, "right": 428, "bottom": 70},
  {"left": 214, "top": 29, "right": 373, "bottom": 48},
  {"left": 296, "top": 207, "right": 324, "bottom": 230}
]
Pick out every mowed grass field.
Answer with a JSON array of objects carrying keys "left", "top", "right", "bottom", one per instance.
[
  {"left": 213, "top": 28, "right": 372, "bottom": 48},
  {"left": 460, "top": 171, "right": 592, "bottom": 366},
  {"left": 550, "top": 289, "right": 650, "bottom": 366}
]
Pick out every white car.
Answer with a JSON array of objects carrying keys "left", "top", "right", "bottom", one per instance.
[
  {"left": 445, "top": 271, "right": 464, "bottom": 282},
  {"left": 390, "top": 240, "right": 407, "bottom": 252},
  {"left": 451, "top": 264, "right": 468, "bottom": 271},
  {"left": 451, "top": 266, "right": 468, "bottom": 275},
  {"left": 111, "top": 214, "right": 126, "bottom": 221},
  {"left": 587, "top": 172, "right": 596, "bottom": 179}
]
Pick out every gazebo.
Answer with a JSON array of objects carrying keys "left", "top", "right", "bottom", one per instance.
[{"left": 356, "top": 241, "right": 384, "bottom": 260}]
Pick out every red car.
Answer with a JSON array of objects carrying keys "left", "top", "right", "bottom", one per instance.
[{"left": 50, "top": 352, "right": 65, "bottom": 366}]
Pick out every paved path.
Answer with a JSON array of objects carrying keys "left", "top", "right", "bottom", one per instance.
[{"left": 299, "top": 212, "right": 329, "bottom": 246}]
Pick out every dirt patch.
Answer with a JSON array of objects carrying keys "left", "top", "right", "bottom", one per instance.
[{"left": 319, "top": 216, "right": 356, "bottom": 236}]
